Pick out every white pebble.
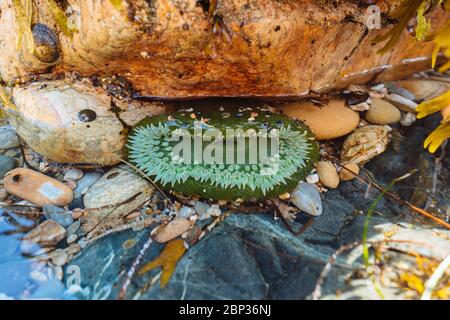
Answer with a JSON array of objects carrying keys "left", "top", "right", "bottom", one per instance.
[
  {"left": 291, "top": 182, "right": 323, "bottom": 217},
  {"left": 306, "top": 173, "right": 319, "bottom": 184},
  {"left": 400, "top": 112, "right": 416, "bottom": 126}
]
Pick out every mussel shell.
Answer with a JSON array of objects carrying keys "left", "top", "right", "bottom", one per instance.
[{"left": 32, "top": 23, "right": 61, "bottom": 64}]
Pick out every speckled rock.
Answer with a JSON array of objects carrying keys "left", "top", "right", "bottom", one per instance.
[
  {"left": 341, "top": 125, "right": 391, "bottom": 165},
  {"left": 281, "top": 100, "right": 359, "bottom": 140},
  {"left": 83, "top": 165, "right": 154, "bottom": 219}
]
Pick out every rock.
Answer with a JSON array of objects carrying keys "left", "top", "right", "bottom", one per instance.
[
  {"left": 194, "top": 201, "right": 210, "bottom": 218},
  {"left": 0, "top": 155, "right": 15, "bottom": 178},
  {"left": 366, "top": 99, "right": 401, "bottom": 124},
  {"left": 385, "top": 82, "right": 416, "bottom": 101},
  {"left": 0, "top": 125, "right": 19, "bottom": 150},
  {"left": 281, "top": 100, "right": 360, "bottom": 140},
  {"left": 71, "top": 209, "right": 83, "bottom": 220},
  {"left": 51, "top": 250, "right": 69, "bottom": 266},
  {"left": 341, "top": 125, "right": 391, "bottom": 165},
  {"left": 316, "top": 161, "right": 339, "bottom": 189},
  {"left": 9, "top": 80, "right": 172, "bottom": 166},
  {"left": 4, "top": 168, "right": 73, "bottom": 207},
  {"left": 154, "top": 218, "right": 194, "bottom": 243},
  {"left": 83, "top": 165, "right": 154, "bottom": 219},
  {"left": 67, "top": 220, "right": 81, "bottom": 236},
  {"left": 306, "top": 173, "right": 319, "bottom": 184},
  {"left": 73, "top": 172, "right": 103, "bottom": 198},
  {"left": 53, "top": 266, "right": 64, "bottom": 281},
  {"left": 21, "top": 220, "right": 66, "bottom": 254},
  {"left": 43, "top": 205, "right": 73, "bottom": 227},
  {"left": 400, "top": 112, "right": 416, "bottom": 126},
  {"left": 385, "top": 93, "right": 418, "bottom": 112},
  {"left": 345, "top": 92, "right": 371, "bottom": 111},
  {"left": 394, "top": 80, "right": 450, "bottom": 101},
  {"left": 67, "top": 234, "right": 78, "bottom": 244},
  {"left": 206, "top": 205, "right": 222, "bottom": 217},
  {"left": 63, "top": 168, "right": 83, "bottom": 182},
  {"left": 291, "top": 182, "right": 322, "bottom": 216},
  {"left": 339, "top": 163, "right": 360, "bottom": 181},
  {"left": 179, "top": 206, "right": 196, "bottom": 219}
]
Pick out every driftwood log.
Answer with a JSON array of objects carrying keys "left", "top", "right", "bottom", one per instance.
[{"left": 0, "top": 0, "right": 449, "bottom": 99}]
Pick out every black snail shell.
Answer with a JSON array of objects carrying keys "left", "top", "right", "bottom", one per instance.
[{"left": 32, "top": 23, "right": 61, "bottom": 64}]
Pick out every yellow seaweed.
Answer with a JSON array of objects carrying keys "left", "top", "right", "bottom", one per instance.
[
  {"left": 13, "top": 0, "right": 34, "bottom": 54},
  {"left": 423, "top": 120, "right": 450, "bottom": 153},
  {"left": 416, "top": 91, "right": 450, "bottom": 153},
  {"left": 372, "top": 0, "right": 424, "bottom": 54},
  {"left": 109, "top": 0, "right": 123, "bottom": 10},
  {"left": 138, "top": 239, "right": 186, "bottom": 288},
  {"left": 43, "top": 0, "right": 75, "bottom": 37}
]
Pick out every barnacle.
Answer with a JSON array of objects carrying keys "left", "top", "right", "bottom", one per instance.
[
  {"left": 32, "top": 23, "right": 61, "bottom": 63},
  {"left": 416, "top": 91, "right": 450, "bottom": 153},
  {"left": 126, "top": 107, "right": 319, "bottom": 201}
]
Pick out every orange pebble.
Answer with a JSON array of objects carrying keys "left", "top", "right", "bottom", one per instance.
[{"left": 4, "top": 168, "right": 73, "bottom": 207}]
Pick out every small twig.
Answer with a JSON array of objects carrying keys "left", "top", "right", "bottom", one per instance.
[{"left": 81, "top": 192, "right": 143, "bottom": 239}]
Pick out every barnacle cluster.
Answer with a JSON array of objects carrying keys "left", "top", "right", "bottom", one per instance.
[{"left": 127, "top": 106, "right": 319, "bottom": 201}]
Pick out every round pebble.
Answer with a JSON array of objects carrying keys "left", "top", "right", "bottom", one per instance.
[
  {"left": 366, "top": 99, "right": 401, "bottom": 124},
  {"left": 316, "top": 161, "right": 339, "bottom": 189},
  {"left": 339, "top": 163, "right": 360, "bottom": 181},
  {"left": 0, "top": 125, "right": 19, "bottom": 150},
  {"left": 281, "top": 100, "right": 360, "bottom": 140},
  {"left": 63, "top": 168, "right": 83, "bottom": 182}
]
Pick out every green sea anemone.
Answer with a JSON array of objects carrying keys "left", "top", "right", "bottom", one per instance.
[{"left": 126, "top": 106, "right": 319, "bottom": 201}]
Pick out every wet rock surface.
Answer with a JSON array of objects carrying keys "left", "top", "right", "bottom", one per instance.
[{"left": 65, "top": 126, "right": 450, "bottom": 299}]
